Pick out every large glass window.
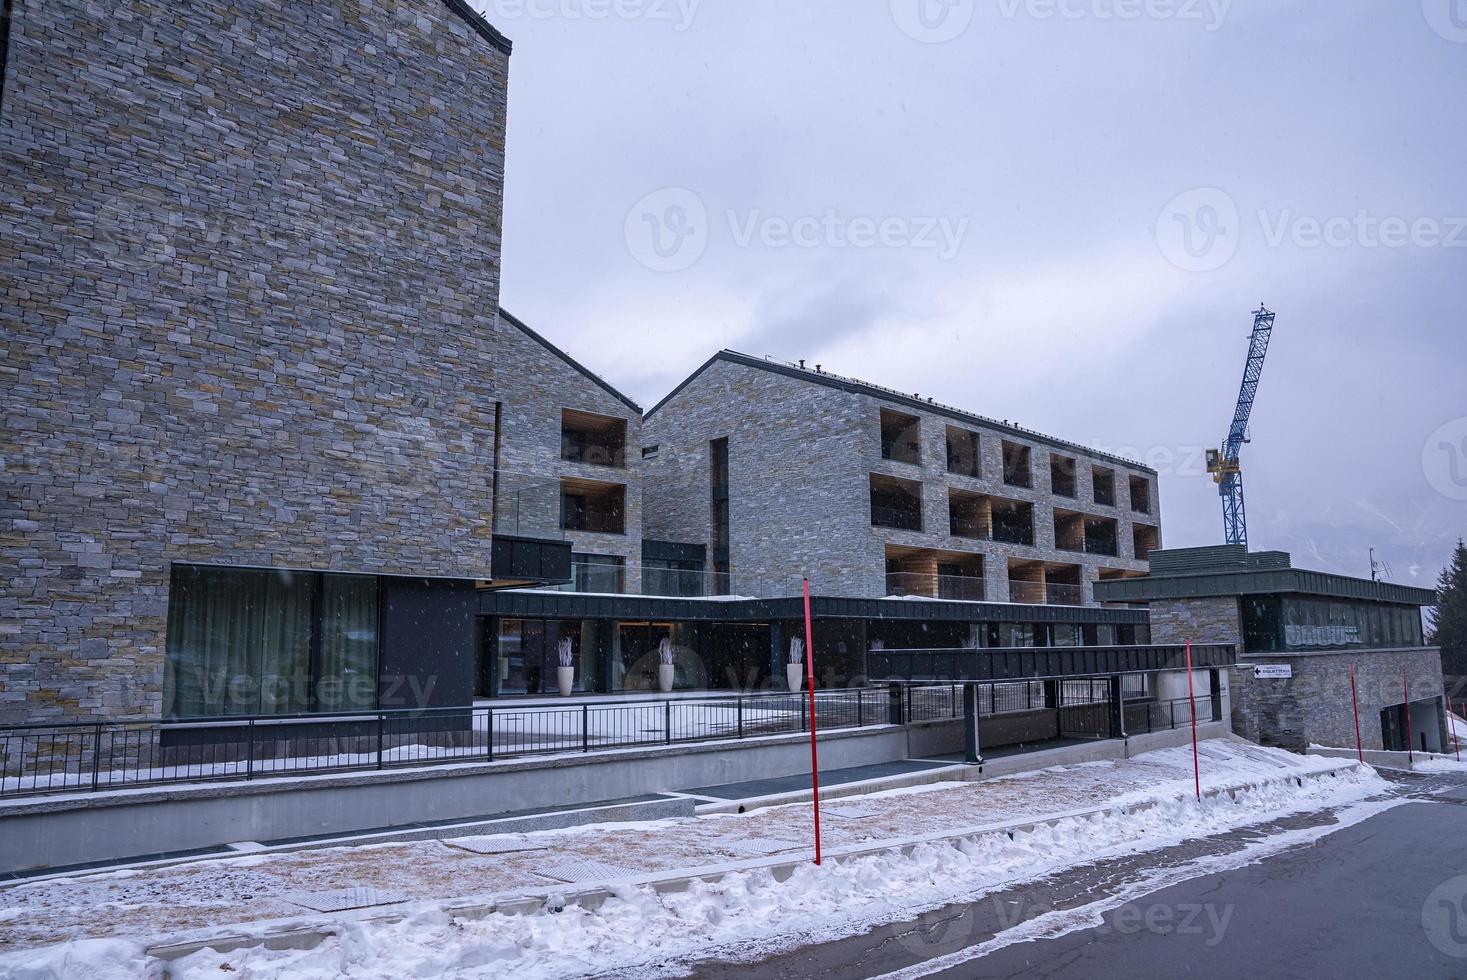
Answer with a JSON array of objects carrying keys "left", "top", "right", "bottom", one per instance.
[
  {"left": 1275, "top": 596, "right": 1425, "bottom": 651},
  {"left": 164, "top": 565, "right": 379, "bottom": 718},
  {"left": 495, "top": 618, "right": 599, "bottom": 695}
]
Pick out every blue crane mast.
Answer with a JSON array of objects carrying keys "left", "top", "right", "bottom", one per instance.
[{"left": 1205, "top": 306, "right": 1275, "bottom": 548}]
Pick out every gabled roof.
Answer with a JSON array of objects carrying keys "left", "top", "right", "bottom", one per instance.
[
  {"left": 646, "top": 350, "right": 1156, "bottom": 475},
  {"left": 498, "top": 308, "right": 642, "bottom": 414},
  {"left": 441, "top": 0, "right": 514, "bottom": 55}
]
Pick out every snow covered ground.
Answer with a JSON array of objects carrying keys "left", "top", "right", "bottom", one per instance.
[{"left": 0, "top": 740, "right": 1387, "bottom": 979}]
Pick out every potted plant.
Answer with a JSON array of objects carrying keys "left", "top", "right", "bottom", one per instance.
[
  {"left": 787, "top": 637, "right": 805, "bottom": 693},
  {"left": 657, "top": 638, "right": 676, "bottom": 693},
  {"left": 557, "top": 637, "right": 575, "bottom": 697}
]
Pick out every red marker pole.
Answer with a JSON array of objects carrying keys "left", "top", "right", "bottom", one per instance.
[
  {"left": 802, "top": 577, "right": 822, "bottom": 865},
  {"left": 1185, "top": 639, "right": 1200, "bottom": 801},
  {"left": 1454, "top": 698, "right": 1460, "bottom": 763},
  {"left": 1403, "top": 669, "right": 1413, "bottom": 766},
  {"left": 1349, "top": 665, "right": 1363, "bottom": 765}
]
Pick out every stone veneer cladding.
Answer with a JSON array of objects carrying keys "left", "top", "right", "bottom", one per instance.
[
  {"left": 1, "top": 1, "right": 512, "bottom": 723},
  {"left": 642, "top": 356, "right": 1158, "bottom": 601},
  {"left": 1146, "top": 597, "right": 1448, "bottom": 753},
  {"left": 493, "top": 312, "right": 643, "bottom": 590}
]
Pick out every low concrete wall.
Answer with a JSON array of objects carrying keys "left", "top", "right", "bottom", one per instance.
[
  {"left": 979, "top": 722, "right": 1231, "bottom": 777},
  {"left": 1308, "top": 744, "right": 1460, "bottom": 772},
  {"left": 0, "top": 726, "right": 908, "bottom": 876}
]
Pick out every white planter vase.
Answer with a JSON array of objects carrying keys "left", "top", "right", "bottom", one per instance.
[
  {"left": 787, "top": 664, "right": 804, "bottom": 693},
  {"left": 659, "top": 663, "right": 676, "bottom": 693},
  {"left": 557, "top": 666, "right": 575, "bottom": 697}
]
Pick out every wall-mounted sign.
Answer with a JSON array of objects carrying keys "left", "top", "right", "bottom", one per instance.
[{"left": 1255, "top": 664, "right": 1293, "bottom": 680}]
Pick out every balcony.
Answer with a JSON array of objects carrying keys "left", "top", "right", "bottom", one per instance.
[
  {"left": 885, "top": 571, "right": 986, "bottom": 601},
  {"left": 1002, "top": 440, "right": 1032, "bottom": 489},
  {"left": 555, "top": 554, "right": 626, "bottom": 594},
  {"left": 945, "top": 426, "right": 980, "bottom": 478},
  {"left": 871, "top": 473, "right": 923, "bottom": 532},
  {"left": 1007, "top": 579, "right": 1084, "bottom": 606},
  {"left": 1050, "top": 454, "right": 1077, "bottom": 498},
  {"left": 561, "top": 409, "right": 627, "bottom": 469},
  {"left": 640, "top": 564, "right": 733, "bottom": 597},
  {"left": 880, "top": 408, "right": 922, "bottom": 466},
  {"left": 948, "top": 488, "right": 992, "bottom": 540},
  {"left": 1009, "top": 558, "right": 1084, "bottom": 606},
  {"left": 991, "top": 499, "right": 1034, "bottom": 546},
  {"left": 1083, "top": 516, "right": 1119, "bottom": 557},
  {"left": 493, "top": 475, "right": 567, "bottom": 541},
  {"left": 560, "top": 478, "right": 626, "bottom": 535},
  {"left": 1129, "top": 474, "right": 1152, "bottom": 515},
  {"left": 1133, "top": 523, "right": 1160, "bottom": 561}
]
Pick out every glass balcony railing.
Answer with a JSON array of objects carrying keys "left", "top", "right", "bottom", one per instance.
[
  {"left": 493, "top": 477, "right": 565, "bottom": 541},
  {"left": 1008, "top": 580, "right": 1084, "bottom": 606},
  {"left": 886, "top": 572, "right": 985, "bottom": 601}
]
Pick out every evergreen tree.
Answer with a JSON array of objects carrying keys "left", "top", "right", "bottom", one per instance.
[{"left": 1431, "top": 539, "right": 1467, "bottom": 679}]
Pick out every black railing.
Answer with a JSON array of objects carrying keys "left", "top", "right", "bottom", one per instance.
[
  {"left": 0, "top": 688, "right": 884, "bottom": 799},
  {"left": 871, "top": 504, "right": 922, "bottom": 531}
]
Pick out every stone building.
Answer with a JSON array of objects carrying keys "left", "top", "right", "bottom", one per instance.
[
  {"left": 1097, "top": 545, "right": 1444, "bottom": 753},
  {"left": 641, "top": 351, "right": 1161, "bottom": 604},
  {"left": 0, "top": 0, "right": 593, "bottom": 724}
]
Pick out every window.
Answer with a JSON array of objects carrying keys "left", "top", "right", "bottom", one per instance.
[
  {"left": 642, "top": 445, "right": 660, "bottom": 459},
  {"left": 560, "top": 478, "right": 626, "bottom": 534},
  {"left": 945, "top": 426, "right": 980, "bottom": 477},
  {"left": 1129, "top": 474, "right": 1151, "bottom": 514},
  {"left": 164, "top": 565, "right": 379, "bottom": 718},
  {"left": 870, "top": 473, "right": 923, "bottom": 531},
  {"left": 1092, "top": 466, "right": 1116, "bottom": 506},
  {"left": 496, "top": 618, "right": 598, "bottom": 695},
  {"left": 880, "top": 409, "right": 922, "bottom": 465},
  {"left": 561, "top": 409, "right": 627, "bottom": 468},
  {"left": 1001, "top": 441, "right": 1032, "bottom": 488},
  {"left": 1050, "top": 455, "right": 1077, "bottom": 497},
  {"left": 710, "top": 438, "right": 730, "bottom": 588}
]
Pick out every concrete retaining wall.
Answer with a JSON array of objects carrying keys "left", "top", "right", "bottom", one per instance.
[{"left": 0, "top": 726, "right": 907, "bottom": 875}]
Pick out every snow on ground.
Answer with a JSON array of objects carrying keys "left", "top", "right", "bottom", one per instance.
[
  {"left": 1449, "top": 711, "right": 1467, "bottom": 742},
  {"left": 0, "top": 740, "right": 1386, "bottom": 979}
]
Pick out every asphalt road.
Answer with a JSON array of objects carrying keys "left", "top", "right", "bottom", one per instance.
[{"left": 686, "top": 770, "right": 1467, "bottom": 980}]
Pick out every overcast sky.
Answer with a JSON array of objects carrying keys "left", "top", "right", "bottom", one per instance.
[{"left": 473, "top": 0, "right": 1467, "bottom": 588}]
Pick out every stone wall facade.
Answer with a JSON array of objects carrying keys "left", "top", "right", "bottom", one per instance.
[
  {"left": 1, "top": 1, "right": 512, "bottom": 723},
  {"left": 643, "top": 355, "right": 1158, "bottom": 601},
  {"left": 493, "top": 312, "right": 643, "bottom": 590},
  {"left": 1145, "top": 596, "right": 1244, "bottom": 646},
  {"left": 1229, "top": 647, "right": 1448, "bottom": 753}
]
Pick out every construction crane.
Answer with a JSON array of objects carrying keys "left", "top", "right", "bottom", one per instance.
[{"left": 1205, "top": 305, "right": 1276, "bottom": 548}]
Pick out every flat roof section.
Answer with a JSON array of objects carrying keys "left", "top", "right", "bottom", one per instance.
[
  {"left": 1095, "top": 546, "right": 1435, "bottom": 607},
  {"left": 480, "top": 589, "right": 1150, "bottom": 624}
]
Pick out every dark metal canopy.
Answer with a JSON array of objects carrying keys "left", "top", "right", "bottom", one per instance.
[
  {"left": 479, "top": 589, "right": 1152, "bottom": 625},
  {"left": 868, "top": 643, "right": 1236, "bottom": 682}
]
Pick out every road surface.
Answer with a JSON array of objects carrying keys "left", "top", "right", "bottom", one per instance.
[{"left": 685, "top": 769, "right": 1467, "bottom": 979}]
